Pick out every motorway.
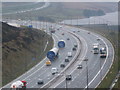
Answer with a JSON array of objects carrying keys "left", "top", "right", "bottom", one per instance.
[{"left": 2, "top": 20, "right": 114, "bottom": 89}]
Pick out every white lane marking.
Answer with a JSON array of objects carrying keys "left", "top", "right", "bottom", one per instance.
[
  {"left": 43, "top": 41, "right": 49, "bottom": 52},
  {"left": 95, "top": 36, "right": 114, "bottom": 88},
  {"left": 84, "top": 32, "right": 114, "bottom": 88},
  {"left": 23, "top": 35, "right": 60, "bottom": 82},
  {"left": 55, "top": 31, "right": 77, "bottom": 56},
  {"left": 51, "top": 32, "right": 88, "bottom": 88},
  {"left": 24, "top": 28, "right": 73, "bottom": 87},
  {"left": 66, "top": 26, "right": 114, "bottom": 89},
  {"left": 2, "top": 26, "right": 58, "bottom": 88},
  {"left": 53, "top": 34, "right": 59, "bottom": 47},
  {"left": 23, "top": 64, "right": 45, "bottom": 80},
  {"left": 26, "top": 28, "right": 75, "bottom": 88},
  {"left": 41, "top": 31, "right": 82, "bottom": 88}
]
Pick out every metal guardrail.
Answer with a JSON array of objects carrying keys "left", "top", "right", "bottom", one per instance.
[{"left": 40, "top": 32, "right": 83, "bottom": 89}]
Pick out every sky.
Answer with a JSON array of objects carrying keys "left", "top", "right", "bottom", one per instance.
[{"left": 1, "top": 0, "right": 120, "bottom": 2}]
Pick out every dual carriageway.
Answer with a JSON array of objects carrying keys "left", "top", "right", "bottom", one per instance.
[{"left": 2, "top": 20, "right": 114, "bottom": 89}]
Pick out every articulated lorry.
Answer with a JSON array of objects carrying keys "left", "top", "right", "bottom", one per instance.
[{"left": 11, "top": 81, "right": 27, "bottom": 88}]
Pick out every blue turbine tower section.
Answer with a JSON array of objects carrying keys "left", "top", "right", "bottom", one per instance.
[
  {"left": 47, "top": 48, "right": 59, "bottom": 61},
  {"left": 58, "top": 40, "right": 65, "bottom": 48},
  {"left": 28, "top": 25, "right": 33, "bottom": 28}
]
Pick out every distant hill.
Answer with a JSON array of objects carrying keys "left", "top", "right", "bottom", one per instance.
[
  {"left": 2, "top": 2, "right": 44, "bottom": 14},
  {"left": 2, "top": 2, "right": 118, "bottom": 22},
  {"left": 2, "top": 22, "right": 53, "bottom": 85},
  {"left": 62, "top": 2, "right": 117, "bottom": 13}
]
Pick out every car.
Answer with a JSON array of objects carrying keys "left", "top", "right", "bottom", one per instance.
[
  {"left": 114, "top": 78, "right": 118, "bottom": 83},
  {"left": 60, "top": 64, "right": 65, "bottom": 68},
  {"left": 68, "top": 52, "right": 72, "bottom": 57},
  {"left": 78, "top": 31, "right": 80, "bottom": 32},
  {"left": 65, "top": 57, "right": 69, "bottom": 62},
  {"left": 51, "top": 67, "right": 58, "bottom": 75},
  {"left": 97, "top": 38, "right": 100, "bottom": 41},
  {"left": 2, "top": 21, "right": 7, "bottom": 23},
  {"left": 72, "top": 47, "right": 76, "bottom": 51},
  {"left": 37, "top": 79, "right": 44, "bottom": 85},
  {"left": 100, "top": 47, "right": 107, "bottom": 58},
  {"left": 77, "top": 64, "right": 82, "bottom": 69},
  {"left": 46, "top": 60, "right": 51, "bottom": 66},
  {"left": 62, "top": 33, "right": 64, "bottom": 35},
  {"left": 51, "top": 30, "right": 55, "bottom": 33},
  {"left": 66, "top": 75, "right": 72, "bottom": 80},
  {"left": 18, "top": 19, "right": 21, "bottom": 21},
  {"left": 67, "top": 38, "right": 70, "bottom": 40},
  {"left": 59, "top": 26, "right": 62, "bottom": 28},
  {"left": 74, "top": 44, "right": 78, "bottom": 48},
  {"left": 73, "top": 31, "right": 75, "bottom": 33},
  {"left": 88, "top": 32, "right": 90, "bottom": 34}
]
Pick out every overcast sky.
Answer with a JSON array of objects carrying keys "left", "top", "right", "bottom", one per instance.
[{"left": 1, "top": 0, "right": 120, "bottom": 2}]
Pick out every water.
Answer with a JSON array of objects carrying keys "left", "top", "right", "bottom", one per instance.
[{"left": 61, "top": 12, "right": 118, "bottom": 25}]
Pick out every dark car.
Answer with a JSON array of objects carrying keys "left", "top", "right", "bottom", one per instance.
[
  {"left": 65, "top": 58, "right": 69, "bottom": 62},
  {"left": 62, "top": 33, "right": 64, "bottom": 35},
  {"left": 51, "top": 30, "right": 55, "bottom": 33},
  {"left": 66, "top": 75, "right": 72, "bottom": 80},
  {"left": 74, "top": 44, "right": 78, "bottom": 48},
  {"left": 73, "top": 31, "right": 75, "bottom": 33},
  {"left": 67, "top": 38, "right": 70, "bottom": 40},
  {"left": 97, "top": 38, "right": 100, "bottom": 41},
  {"left": 60, "top": 64, "right": 65, "bottom": 68},
  {"left": 37, "top": 79, "right": 44, "bottom": 85},
  {"left": 77, "top": 65, "right": 82, "bottom": 69},
  {"left": 72, "top": 47, "right": 76, "bottom": 51},
  {"left": 88, "top": 32, "right": 90, "bottom": 34}
]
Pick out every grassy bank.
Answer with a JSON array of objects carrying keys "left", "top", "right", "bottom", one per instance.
[
  {"left": 2, "top": 22, "right": 53, "bottom": 86},
  {"left": 77, "top": 24, "right": 119, "bottom": 88}
]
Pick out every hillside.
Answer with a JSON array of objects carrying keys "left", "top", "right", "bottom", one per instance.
[{"left": 2, "top": 22, "right": 53, "bottom": 86}]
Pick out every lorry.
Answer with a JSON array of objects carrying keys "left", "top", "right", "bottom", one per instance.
[
  {"left": 93, "top": 43, "right": 99, "bottom": 54},
  {"left": 47, "top": 47, "right": 59, "bottom": 61},
  {"left": 100, "top": 47, "right": 107, "bottom": 58},
  {"left": 11, "top": 81, "right": 27, "bottom": 88},
  {"left": 58, "top": 40, "right": 65, "bottom": 48},
  {"left": 46, "top": 60, "right": 51, "bottom": 66}
]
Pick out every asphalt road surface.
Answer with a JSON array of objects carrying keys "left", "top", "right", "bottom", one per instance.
[{"left": 1, "top": 20, "right": 114, "bottom": 89}]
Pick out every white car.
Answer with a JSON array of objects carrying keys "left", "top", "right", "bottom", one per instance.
[
  {"left": 59, "top": 26, "right": 62, "bottom": 28},
  {"left": 68, "top": 52, "right": 72, "bottom": 57},
  {"left": 51, "top": 67, "right": 58, "bottom": 75}
]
